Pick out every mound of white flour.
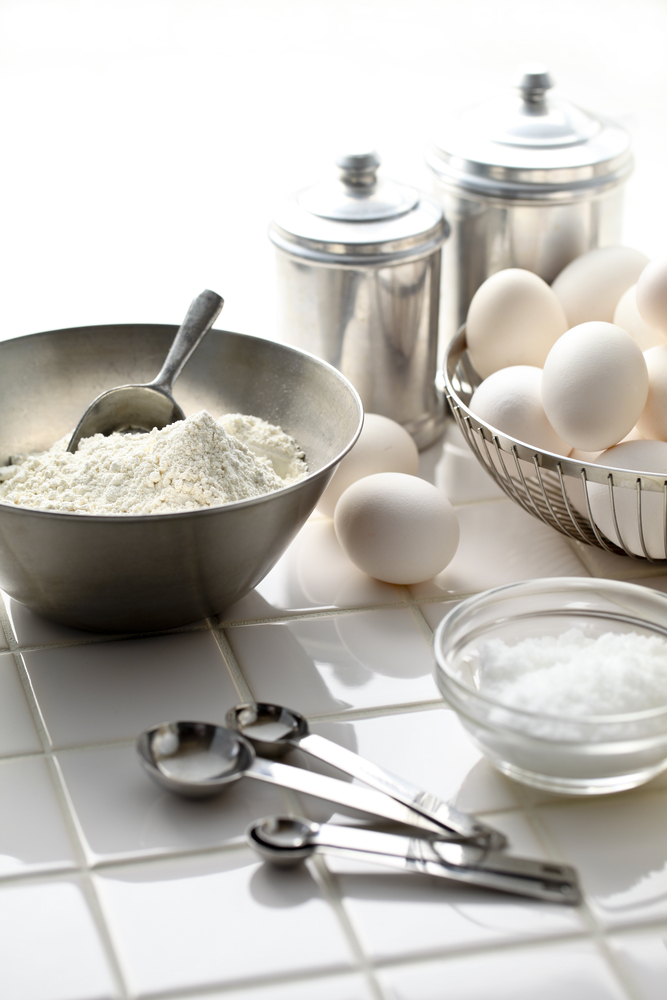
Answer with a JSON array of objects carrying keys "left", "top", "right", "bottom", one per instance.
[{"left": 0, "top": 410, "right": 307, "bottom": 515}]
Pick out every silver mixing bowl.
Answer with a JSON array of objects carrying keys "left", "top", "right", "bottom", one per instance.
[{"left": 0, "top": 324, "right": 363, "bottom": 632}]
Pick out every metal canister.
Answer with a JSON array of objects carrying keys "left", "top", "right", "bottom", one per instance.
[
  {"left": 426, "top": 65, "right": 634, "bottom": 354},
  {"left": 269, "top": 152, "right": 449, "bottom": 449}
]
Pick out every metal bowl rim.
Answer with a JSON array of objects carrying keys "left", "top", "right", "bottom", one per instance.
[{"left": 0, "top": 322, "right": 364, "bottom": 522}]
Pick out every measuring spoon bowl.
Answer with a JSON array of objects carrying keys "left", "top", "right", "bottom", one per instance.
[
  {"left": 247, "top": 816, "right": 318, "bottom": 866},
  {"left": 227, "top": 702, "right": 308, "bottom": 758},
  {"left": 137, "top": 721, "right": 255, "bottom": 799},
  {"left": 137, "top": 720, "right": 500, "bottom": 835}
]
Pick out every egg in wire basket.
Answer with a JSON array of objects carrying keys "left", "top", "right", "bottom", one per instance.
[{"left": 443, "top": 327, "right": 667, "bottom": 562}]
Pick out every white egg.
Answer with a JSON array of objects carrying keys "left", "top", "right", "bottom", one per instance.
[
  {"left": 613, "top": 284, "right": 667, "bottom": 351},
  {"left": 586, "top": 440, "right": 667, "bottom": 558},
  {"left": 636, "top": 345, "right": 667, "bottom": 441},
  {"left": 317, "top": 412, "right": 419, "bottom": 517},
  {"left": 636, "top": 253, "right": 667, "bottom": 336},
  {"left": 469, "top": 366, "right": 571, "bottom": 456},
  {"left": 541, "top": 322, "right": 649, "bottom": 452},
  {"left": 334, "top": 473, "right": 460, "bottom": 584},
  {"left": 466, "top": 269, "right": 568, "bottom": 379},
  {"left": 551, "top": 246, "right": 649, "bottom": 327}
]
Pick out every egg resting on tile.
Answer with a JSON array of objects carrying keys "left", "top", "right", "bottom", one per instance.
[{"left": 334, "top": 472, "right": 459, "bottom": 585}]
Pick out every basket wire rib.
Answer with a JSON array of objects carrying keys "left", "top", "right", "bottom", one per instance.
[{"left": 444, "top": 328, "right": 667, "bottom": 563}]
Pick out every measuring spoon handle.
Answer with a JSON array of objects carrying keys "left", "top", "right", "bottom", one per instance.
[
  {"left": 245, "top": 756, "right": 474, "bottom": 836},
  {"left": 310, "top": 824, "right": 581, "bottom": 905},
  {"left": 297, "top": 732, "right": 504, "bottom": 849},
  {"left": 150, "top": 289, "right": 224, "bottom": 393}
]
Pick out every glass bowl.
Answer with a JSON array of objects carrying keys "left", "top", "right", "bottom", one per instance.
[{"left": 433, "top": 578, "right": 667, "bottom": 795}]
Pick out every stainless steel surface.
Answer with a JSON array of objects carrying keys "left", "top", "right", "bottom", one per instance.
[
  {"left": 67, "top": 290, "right": 223, "bottom": 452},
  {"left": 444, "top": 327, "right": 667, "bottom": 561},
  {"left": 247, "top": 815, "right": 582, "bottom": 904},
  {"left": 427, "top": 64, "right": 633, "bottom": 352},
  {"left": 137, "top": 720, "right": 497, "bottom": 836},
  {"left": 297, "top": 150, "right": 419, "bottom": 223},
  {"left": 269, "top": 152, "right": 449, "bottom": 450},
  {"left": 227, "top": 701, "right": 506, "bottom": 848},
  {"left": 0, "top": 324, "right": 363, "bottom": 631}
]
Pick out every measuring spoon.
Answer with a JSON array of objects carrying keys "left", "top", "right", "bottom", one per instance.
[
  {"left": 137, "top": 721, "right": 498, "bottom": 837},
  {"left": 247, "top": 815, "right": 581, "bottom": 905},
  {"left": 226, "top": 702, "right": 505, "bottom": 849},
  {"left": 67, "top": 289, "right": 224, "bottom": 452}
]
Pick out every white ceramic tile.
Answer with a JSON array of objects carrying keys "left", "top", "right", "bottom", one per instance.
[
  {"left": 330, "top": 810, "right": 584, "bottom": 961},
  {"left": 3, "top": 596, "right": 117, "bottom": 647},
  {"left": 0, "top": 877, "right": 116, "bottom": 1000},
  {"left": 535, "top": 791, "right": 667, "bottom": 928},
  {"left": 96, "top": 849, "right": 354, "bottom": 996},
  {"left": 221, "top": 517, "right": 405, "bottom": 622},
  {"left": 23, "top": 630, "right": 238, "bottom": 748},
  {"left": 306, "top": 707, "right": 520, "bottom": 817},
  {"left": 227, "top": 610, "right": 440, "bottom": 716},
  {"left": 410, "top": 499, "right": 589, "bottom": 599},
  {"left": 417, "top": 597, "right": 462, "bottom": 631},
  {"left": 427, "top": 421, "right": 507, "bottom": 504},
  {"left": 0, "top": 655, "right": 41, "bottom": 755},
  {"left": 608, "top": 928, "right": 667, "bottom": 1000},
  {"left": 58, "top": 742, "right": 290, "bottom": 862},
  {"left": 0, "top": 756, "right": 77, "bottom": 876},
  {"left": 568, "top": 540, "right": 660, "bottom": 581},
  {"left": 379, "top": 939, "right": 628, "bottom": 1000},
  {"left": 173, "top": 972, "right": 375, "bottom": 1000}
]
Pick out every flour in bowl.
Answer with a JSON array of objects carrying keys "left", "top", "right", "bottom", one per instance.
[{"left": 0, "top": 410, "right": 308, "bottom": 514}]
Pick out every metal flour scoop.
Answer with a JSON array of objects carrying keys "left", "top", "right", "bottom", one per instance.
[{"left": 67, "top": 289, "right": 224, "bottom": 452}]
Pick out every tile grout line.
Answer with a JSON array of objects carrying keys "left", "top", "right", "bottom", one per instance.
[
  {"left": 364, "top": 927, "right": 599, "bottom": 974},
  {"left": 0, "top": 597, "right": 132, "bottom": 998},
  {"left": 207, "top": 618, "right": 255, "bottom": 703},
  {"left": 511, "top": 784, "right": 642, "bottom": 1000},
  {"left": 41, "top": 750, "right": 133, "bottom": 997},
  {"left": 0, "top": 593, "right": 470, "bottom": 655},
  {"left": 277, "top": 783, "right": 387, "bottom": 1000},
  {"left": 0, "top": 595, "right": 52, "bottom": 748},
  {"left": 309, "top": 854, "right": 389, "bottom": 1000},
  {"left": 132, "top": 962, "right": 368, "bottom": 1000}
]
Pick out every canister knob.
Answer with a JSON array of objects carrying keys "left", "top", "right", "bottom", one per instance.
[
  {"left": 513, "top": 64, "right": 555, "bottom": 108},
  {"left": 335, "top": 151, "right": 381, "bottom": 186},
  {"left": 297, "top": 151, "right": 418, "bottom": 221}
]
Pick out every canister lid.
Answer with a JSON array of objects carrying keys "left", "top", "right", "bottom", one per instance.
[
  {"left": 269, "top": 152, "right": 448, "bottom": 266},
  {"left": 426, "top": 64, "right": 633, "bottom": 202}
]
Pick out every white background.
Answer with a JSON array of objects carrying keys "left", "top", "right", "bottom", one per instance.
[{"left": 0, "top": 0, "right": 665, "bottom": 341}]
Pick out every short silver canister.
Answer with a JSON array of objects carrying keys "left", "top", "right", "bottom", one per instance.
[
  {"left": 426, "top": 65, "right": 634, "bottom": 354},
  {"left": 269, "top": 152, "right": 449, "bottom": 449}
]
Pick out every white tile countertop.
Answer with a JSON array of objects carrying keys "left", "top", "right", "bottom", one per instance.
[
  {"left": 1, "top": 427, "right": 667, "bottom": 1000},
  {"left": 2, "top": 1, "right": 667, "bottom": 997}
]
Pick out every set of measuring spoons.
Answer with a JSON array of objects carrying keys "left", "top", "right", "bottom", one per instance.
[{"left": 136, "top": 701, "right": 581, "bottom": 905}]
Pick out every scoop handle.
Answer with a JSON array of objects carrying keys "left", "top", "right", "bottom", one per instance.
[{"left": 150, "top": 290, "right": 224, "bottom": 393}]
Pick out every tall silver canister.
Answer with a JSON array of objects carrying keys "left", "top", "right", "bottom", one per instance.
[
  {"left": 269, "top": 152, "right": 449, "bottom": 449},
  {"left": 426, "top": 65, "right": 634, "bottom": 354}
]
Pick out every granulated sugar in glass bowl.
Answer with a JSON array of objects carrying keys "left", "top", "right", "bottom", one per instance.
[{"left": 433, "top": 578, "right": 667, "bottom": 795}]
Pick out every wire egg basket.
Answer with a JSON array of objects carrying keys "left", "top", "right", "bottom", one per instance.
[{"left": 443, "top": 328, "right": 667, "bottom": 563}]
